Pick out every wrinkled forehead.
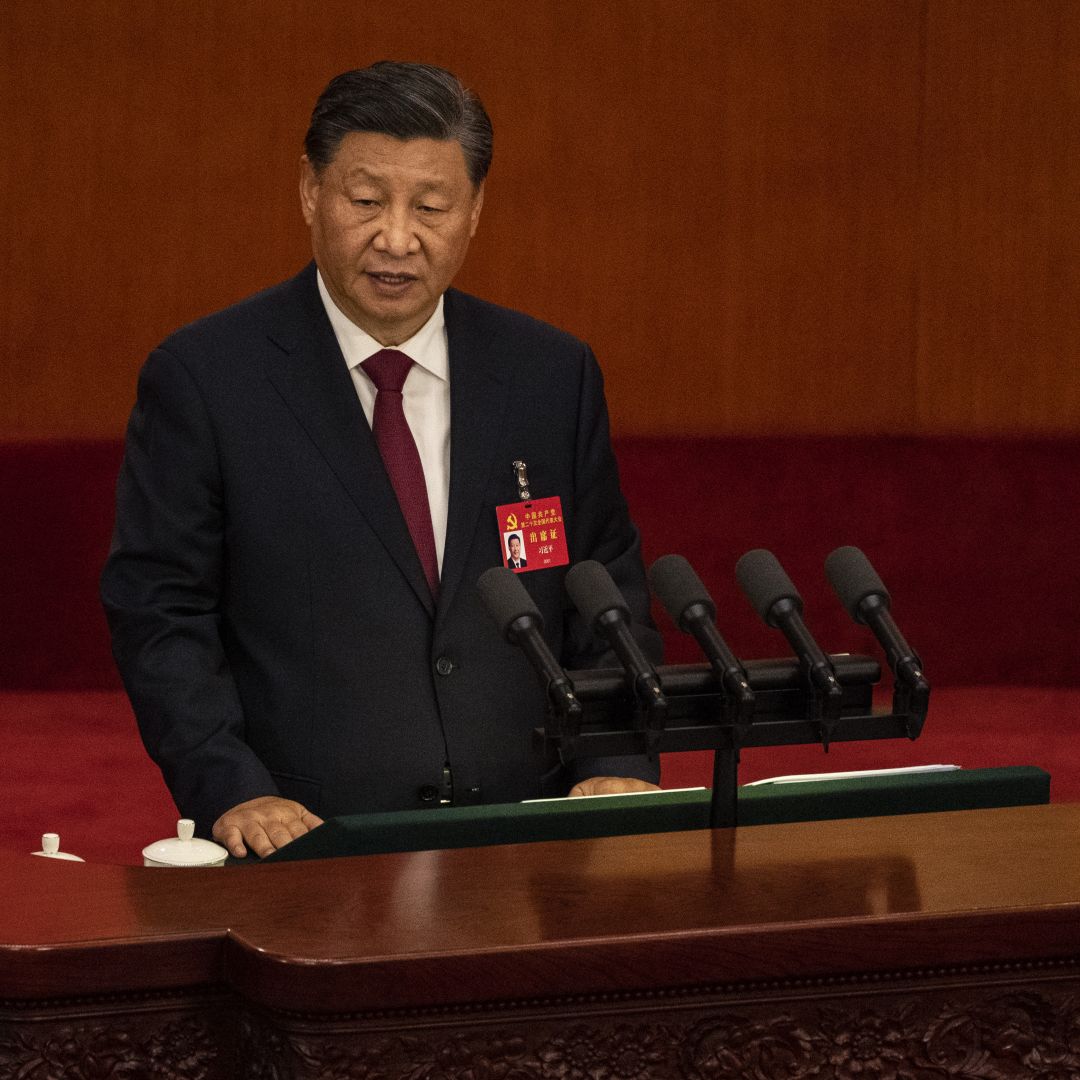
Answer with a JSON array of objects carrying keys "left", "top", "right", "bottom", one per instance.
[{"left": 323, "top": 132, "right": 476, "bottom": 190}]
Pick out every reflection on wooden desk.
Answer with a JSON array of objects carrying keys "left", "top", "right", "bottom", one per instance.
[{"left": 2, "top": 803, "right": 1079, "bottom": 1079}]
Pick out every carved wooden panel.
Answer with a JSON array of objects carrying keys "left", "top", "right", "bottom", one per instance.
[
  {"left": 235, "top": 967, "right": 1080, "bottom": 1080},
  {"left": 0, "top": 993, "right": 235, "bottom": 1080},
  {"left": 3, "top": 961, "right": 1080, "bottom": 1078}
]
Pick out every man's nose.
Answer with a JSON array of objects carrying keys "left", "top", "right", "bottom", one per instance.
[{"left": 373, "top": 208, "right": 420, "bottom": 257}]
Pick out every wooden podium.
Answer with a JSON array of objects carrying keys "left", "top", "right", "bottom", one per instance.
[{"left": 4, "top": 803, "right": 1080, "bottom": 1078}]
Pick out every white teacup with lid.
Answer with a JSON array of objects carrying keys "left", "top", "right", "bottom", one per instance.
[
  {"left": 142, "top": 819, "right": 229, "bottom": 868},
  {"left": 32, "top": 833, "right": 85, "bottom": 862}
]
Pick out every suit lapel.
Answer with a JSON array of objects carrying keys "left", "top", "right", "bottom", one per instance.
[
  {"left": 264, "top": 266, "right": 436, "bottom": 617},
  {"left": 437, "top": 289, "right": 511, "bottom": 622}
]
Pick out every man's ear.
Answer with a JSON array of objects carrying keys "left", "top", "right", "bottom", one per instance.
[
  {"left": 468, "top": 180, "right": 485, "bottom": 237},
  {"left": 299, "top": 155, "right": 320, "bottom": 226}
]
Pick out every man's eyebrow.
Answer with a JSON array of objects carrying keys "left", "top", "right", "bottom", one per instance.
[{"left": 340, "top": 166, "right": 385, "bottom": 183}]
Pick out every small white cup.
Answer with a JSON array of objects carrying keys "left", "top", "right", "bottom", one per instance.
[
  {"left": 32, "top": 833, "right": 85, "bottom": 862},
  {"left": 142, "top": 819, "right": 228, "bottom": 867}
]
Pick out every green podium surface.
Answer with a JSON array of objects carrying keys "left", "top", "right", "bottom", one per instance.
[{"left": 264, "top": 765, "right": 1049, "bottom": 863}]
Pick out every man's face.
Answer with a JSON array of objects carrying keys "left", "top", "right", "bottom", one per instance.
[
  {"left": 509, "top": 537, "right": 521, "bottom": 559},
  {"left": 300, "top": 132, "right": 484, "bottom": 345}
]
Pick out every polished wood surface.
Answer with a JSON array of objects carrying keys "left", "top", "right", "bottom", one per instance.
[
  {"left": 5, "top": 803, "right": 1080, "bottom": 1011},
  {"left": 2, "top": 1, "right": 1077, "bottom": 439},
  {"left": 6, "top": 805, "right": 1080, "bottom": 1077}
]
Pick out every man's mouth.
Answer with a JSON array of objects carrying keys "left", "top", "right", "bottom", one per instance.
[{"left": 366, "top": 271, "right": 417, "bottom": 287}]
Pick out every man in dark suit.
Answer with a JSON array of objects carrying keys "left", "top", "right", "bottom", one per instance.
[
  {"left": 506, "top": 534, "right": 527, "bottom": 569},
  {"left": 101, "top": 62, "right": 659, "bottom": 859}
]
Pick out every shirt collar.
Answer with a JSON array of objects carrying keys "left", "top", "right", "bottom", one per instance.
[{"left": 316, "top": 270, "right": 448, "bottom": 382}]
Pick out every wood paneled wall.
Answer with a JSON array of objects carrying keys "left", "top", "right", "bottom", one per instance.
[{"left": 1, "top": 0, "right": 1076, "bottom": 438}]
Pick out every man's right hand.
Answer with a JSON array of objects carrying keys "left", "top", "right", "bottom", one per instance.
[{"left": 212, "top": 796, "right": 325, "bottom": 859}]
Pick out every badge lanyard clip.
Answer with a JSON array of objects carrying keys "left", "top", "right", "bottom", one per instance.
[{"left": 512, "top": 460, "right": 531, "bottom": 503}]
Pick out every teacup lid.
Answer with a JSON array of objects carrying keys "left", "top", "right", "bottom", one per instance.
[
  {"left": 142, "top": 819, "right": 229, "bottom": 866},
  {"left": 32, "top": 832, "right": 85, "bottom": 862}
]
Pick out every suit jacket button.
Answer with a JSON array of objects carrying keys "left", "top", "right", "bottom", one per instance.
[
  {"left": 435, "top": 656, "right": 454, "bottom": 676},
  {"left": 418, "top": 784, "right": 440, "bottom": 803}
]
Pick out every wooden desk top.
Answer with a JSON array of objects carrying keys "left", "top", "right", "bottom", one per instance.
[{"left": 4, "top": 803, "right": 1080, "bottom": 1012}]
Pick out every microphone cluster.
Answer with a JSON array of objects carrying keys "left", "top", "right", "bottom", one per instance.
[{"left": 478, "top": 545, "right": 929, "bottom": 766}]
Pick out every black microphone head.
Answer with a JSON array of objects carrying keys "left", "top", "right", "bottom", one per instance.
[
  {"left": 735, "top": 548, "right": 803, "bottom": 623},
  {"left": 648, "top": 554, "right": 716, "bottom": 628},
  {"left": 476, "top": 566, "right": 544, "bottom": 640},
  {"left": 564, "top": 560, "right": 631, "bottom": 629},
  {"left": 825, "top": 546, "right": 891, "bottom": 623}
]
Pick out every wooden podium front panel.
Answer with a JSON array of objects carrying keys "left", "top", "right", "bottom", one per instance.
[{"left": 4, "top": 804, "right": 1080, "bottom": 1077}]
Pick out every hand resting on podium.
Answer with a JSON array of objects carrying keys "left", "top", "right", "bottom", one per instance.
[
  {"left": 568, "top": 776, "right": 661, "bottom": 798},
  {"left": 213, "top": 778, "right": 660, "bottom": 857},
  {"left": 213, "top": 796, "right": 325, "bottom": 859}
]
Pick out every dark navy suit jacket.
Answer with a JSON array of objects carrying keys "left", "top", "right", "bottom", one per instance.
[{"left": 101, "top": 264, "right": 659, "bottom": 836}]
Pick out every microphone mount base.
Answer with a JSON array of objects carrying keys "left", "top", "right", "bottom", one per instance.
[{"left": 536, "top": 654, "right": 930, "bottom": 828}]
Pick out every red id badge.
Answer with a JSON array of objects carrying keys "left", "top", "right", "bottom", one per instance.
[{"left": 496, "top": 496, "right": 570, "bottom": 572}]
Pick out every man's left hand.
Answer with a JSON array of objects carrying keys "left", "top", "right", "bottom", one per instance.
[{"left": 568, "top": 776, "right": 662, "bottom": 798}]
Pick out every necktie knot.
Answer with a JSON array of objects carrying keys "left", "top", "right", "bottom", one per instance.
[{"left": 362, "top": 349, "right": 414, "bottom": 394}]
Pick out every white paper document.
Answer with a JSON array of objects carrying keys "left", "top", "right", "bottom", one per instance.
[
  {"left": 742, "top": 764, "right": 961, "bottom": 787},
  {"left": 522, "top": 786, "right": 708, "bottom": 804}
]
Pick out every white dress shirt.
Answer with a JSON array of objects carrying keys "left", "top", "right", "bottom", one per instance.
[{"left": 316, "top": 271, "right": 451, "bottom": 573}]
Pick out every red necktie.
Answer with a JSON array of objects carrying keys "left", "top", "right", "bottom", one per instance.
[{"left": 361, "top": 349, "right": 440, "bottom": 598}]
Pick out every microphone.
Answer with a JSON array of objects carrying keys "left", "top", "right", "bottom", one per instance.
[
  {"left": 824, "top": 546, "right": 930, "bottom": 696},
  {"left": 648, "top": 554, "right": 754, "bottom": 723},
  {"left": 476, "top": 567, "right": 582, "bottom": 725},
  {"left": 735, "top": 549, "right": 843, "bottom": 737},
  {"left": 564, "top": 560, "right": 667, "bottom": 747}
]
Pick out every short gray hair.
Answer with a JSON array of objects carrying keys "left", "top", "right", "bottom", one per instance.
[{"left": 305, "top": 62, "right": 493, "bottom": 186}]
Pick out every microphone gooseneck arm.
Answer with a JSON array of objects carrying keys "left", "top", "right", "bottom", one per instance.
[
  {"left": 824, "top": 545, "right": 930, "bottom": 736},
  {"left": 565, "top": 560, "right": 668, "bottom": 755},
  {"left": 736, "top": 549, "right": 844, "bottom": 746},
  {"left": 648, "top": 554, "right": 754, "bottom": 727},
  {"left": 506, "top": 613, "right": 582, "bottom": 721}
]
